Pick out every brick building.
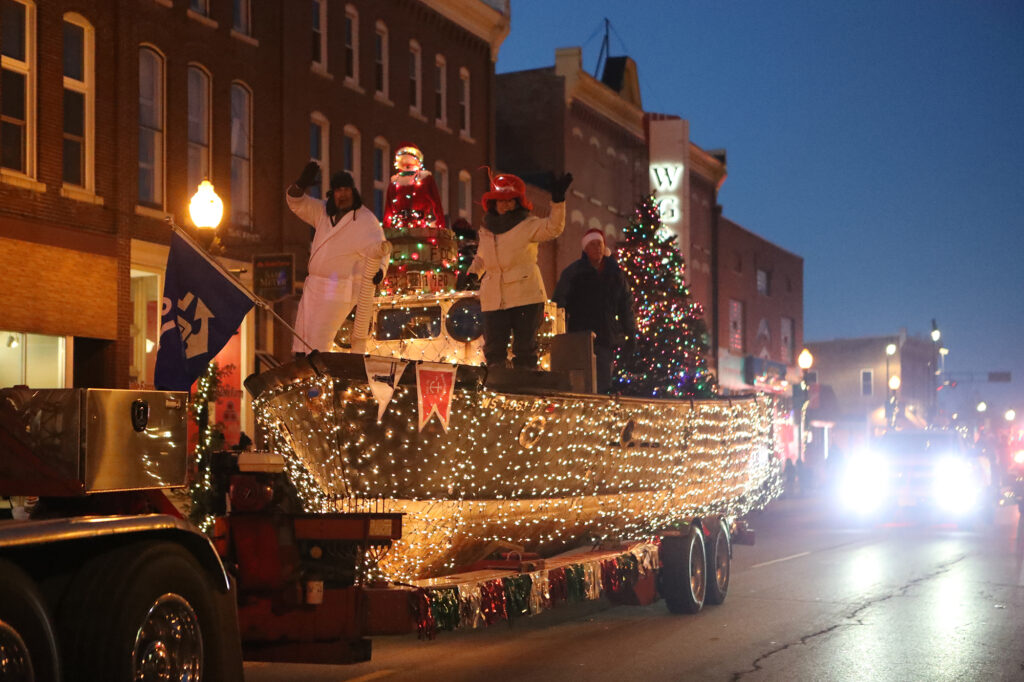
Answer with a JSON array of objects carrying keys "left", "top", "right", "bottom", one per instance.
[
  {"left": 714, "top": 216, "right": 804, "bottom": 395},
  {"left": 495, "top": 47, "right": 649, "bottom": 292},
  {"left": 0, "top": 0, "right": 508, "bottom": 441}
]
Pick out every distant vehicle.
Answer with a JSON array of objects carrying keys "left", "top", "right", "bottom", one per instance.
[{"left": 838, "top": 430, "right": 994, "bottom": 523}]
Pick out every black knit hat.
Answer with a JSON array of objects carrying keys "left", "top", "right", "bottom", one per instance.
[{"left": 330, "top": 171, "right": 356, "bottom": 191}]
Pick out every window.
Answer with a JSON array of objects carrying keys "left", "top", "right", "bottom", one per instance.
[
  {"left": 342, "top": 124, "right": 360, "bottom": 184},
  {"left": 728, "top": 299, "right": 744, "bottom": 353},
  {"left": 1, "top": 0, "right": 35, "bottom": 175},
  {"left": 311, "top": 0, "right": 326, "bottom": 69},
  {"left": 0, "top": 332, "right": 65, "bottom": 388},
  {"left": 138, "top": 46, "right": 164, "bottom": 207},
  {"left": 458, "top": 67, "right": 470, "bottom": 136},
  {"left": 230, "top": 82, "right": 251, "bottom": 226},
  {"left": 343, "top": 5, "right": 358, "bottom": 82},
  {"left": 861, "top": 369, "right": 873, "bottom": 396},
  {"left": 309, "top": 113, "right": 328, "bottom": 199},
  {"left": 189, "top": 0, "right": 209, "bottom": 16},
  {"left": 434, "top": 54, "right": 446, "bottom": 126},
  {"left": 457, "top": 170, "right": 471, "bottom": 219},
  {"left": 186, "top": 65, "right": 211, "bottom": 196},
  {"left": 62, "top": 14, "right": 93, "bottom": 189},
  {"left": 408, "top": 40, "right": 421, "bottom": 112},
  {"left": 434, "top": 161, "right": 449, "bottom": 218},
  {"left": 129, "top": 274, "right": 160, "bottom": 388},
  {"left": 780, "top": 317, "right": 794, "bottom": 365},
  {"left": 373, "top": 138, "right": 388, "bottom": 216},
  {"left": 232, "top": 0, "right": 251, "bottom": 35},
  {"left": 756, "top": 268, "right": 771, "bottom": 296},
  {"left": 374, "top": 22, "right": 388, "bottom": 97}
]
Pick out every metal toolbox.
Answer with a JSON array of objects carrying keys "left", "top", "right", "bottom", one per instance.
[{"left": 0, "top": 388, "right": 188, "bottom": 495}]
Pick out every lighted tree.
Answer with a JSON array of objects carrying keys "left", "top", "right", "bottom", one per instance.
[{"left": 612, "top": 195, "right": 716, "bottom": 398}]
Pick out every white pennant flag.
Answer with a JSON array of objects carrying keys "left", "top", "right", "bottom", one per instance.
[{"left": 364, "top": 357, "right": 408, "bottom": 421}]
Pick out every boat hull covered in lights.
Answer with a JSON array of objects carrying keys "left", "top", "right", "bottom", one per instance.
[{"left": 247, "top": 353, "right": 782, "bottom": 580}]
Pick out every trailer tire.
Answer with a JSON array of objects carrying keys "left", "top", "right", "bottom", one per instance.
[
  {"left": 0, "top": 559, "right": 61, "bottom": 682},
  {"left": 704, "top": 519, "right": 731, "bottom": 605},
  {"left": 56, "top": 541, "right": 228, "bottom": 682},
  {"left": 659, "top": 524, "right": 706, "bottom": 614}
]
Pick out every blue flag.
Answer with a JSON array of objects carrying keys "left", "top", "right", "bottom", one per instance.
[{"left": 155, "top": 231, "right": 255, "bottom": 391}]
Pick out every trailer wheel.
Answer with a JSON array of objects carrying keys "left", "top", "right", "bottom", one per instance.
[
  {"left": 0, "top": 559, "right": 61, "bottom": 682},
  {"left": 704, "top": 519, "right": 731, "bottom": 605},
  {"left": 56, "top": 541, "right": 227, "bottom": 682},
  {"left": 659, "top": 524, "right": 706, "bottom": 614}
]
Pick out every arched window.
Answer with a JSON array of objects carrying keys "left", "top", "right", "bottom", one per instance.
[
  {"left": 62, "top": 13, "right": 94, "bottom": 191},
  {"left": 1, "top": 0, "right": 36, "bottom": 177},
  {"left": 342, "top": 124, "right": 361, "bottom": 188},
  {"left": 374, "top": 21, "right": 389, "bottom": 98},
  {"left": 408, "top": 39, "right": 421, "bottom": 113},
  {"left": 138, "top": 45, "right": 164, "bottom": 207},
  {"left": 230, "top": 82, "right": 252, "bottom": 226},
  {"left": 186, "top": 65, "right": 211, "bottom": 198},
  {"left": 309, "top": 111, "right": 329, "bottom": 199},
  {"left": 343, "top": 4, "right": 358, "bottom": 83}
]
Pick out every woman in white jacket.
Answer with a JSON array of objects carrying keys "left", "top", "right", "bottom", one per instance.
[
  {"left": 468, "top": 171, "right": 572, "bottom": 369},
  {"left": 287, "top": 162, "right": 386, "bottom": 354}
]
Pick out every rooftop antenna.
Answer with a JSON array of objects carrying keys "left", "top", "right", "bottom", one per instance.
[{"left": 593, "top": 17, "right": 610, "bottom": 78}]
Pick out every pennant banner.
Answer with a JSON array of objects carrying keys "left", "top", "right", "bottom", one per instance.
[
  {"left": 155, "top": 231, "right": 255, "bottom": 391},
  {"left": 416, "top": 362, "right": 457, "bottom": 431},
  {"left": 365, "top": 357, "right": 408, "bottom": 421}
]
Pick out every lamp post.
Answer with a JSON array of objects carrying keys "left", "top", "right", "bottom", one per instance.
[
  {"left": 797, "top": 348, "right": 814, "bottom": 465},
  {"left": 188, "top": 179, "right": 224, "bottom": 253},
  {"left": 885, "top": 342, "right": 897, "bottom": 426},
  {"left": 888, "top": 374, "right": 901, "bottom": 428}
]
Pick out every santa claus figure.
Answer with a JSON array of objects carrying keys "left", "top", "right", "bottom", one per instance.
[{"left": 383, "top": 143, "right": 446, "bottom": 231}]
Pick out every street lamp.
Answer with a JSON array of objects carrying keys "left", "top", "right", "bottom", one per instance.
[
  {"left": 887, "top": 374, "right": 901, "bottom": 428},
  {"left": 977, "top": 401, "right": 988, "bottom": 413},
  {"left": 796, "top": 349, "right": 814, "bottom": 465},
  {"left": 190, "top": 179, "right": 224, "bottom": 229},
  {"left": 930, "top": 319, "right": 941, "bottom": 343},
  {"left": 1006, "top": 408, "right": 1017, "bottom": 422}
]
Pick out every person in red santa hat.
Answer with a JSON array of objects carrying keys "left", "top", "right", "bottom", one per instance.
[
  {"left": 552, "top": 228, "right": 636, "bottom": 393},
  {"left": 467, "top": 170, "right": 573, "bottom": 369},
  {"left": 382, "top": 143, "right": 446, "bottom": 231}
]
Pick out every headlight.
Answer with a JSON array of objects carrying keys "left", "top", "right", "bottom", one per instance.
[
  {"left": 1013, "top": 450, "right": 1024, "bottom": 466},
  {"left": 840, "top": 453, "right": 889, "bottom": 513},
  {"left": 932, "top": 457, "right": 979, "bottom": 513}
]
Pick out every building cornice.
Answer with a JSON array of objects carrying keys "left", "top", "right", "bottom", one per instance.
[
  {"left": 689, "top": 143, "right": 727, "bottom": 190},
  {"left": 419, "top": 0, "right": 510, "bottom": 61},
  {"left": 555, "top": 48, "right": 644, "bottom": 140}
]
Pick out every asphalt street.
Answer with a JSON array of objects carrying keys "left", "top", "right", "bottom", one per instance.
[{"left": 244, "top": 494, "right": 1024, "bottom": 681}]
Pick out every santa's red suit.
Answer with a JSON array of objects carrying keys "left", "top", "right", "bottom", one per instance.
[{"left": 383, "top": 169, "right": 447, "bottom": 231}]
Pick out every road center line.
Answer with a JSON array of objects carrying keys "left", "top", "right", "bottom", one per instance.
[{"left": 750, "top": 551, "right": 811, "bottom": 569}]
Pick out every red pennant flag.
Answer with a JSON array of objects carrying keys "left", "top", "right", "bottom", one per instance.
[{"left": 416, "top": 362, "right": 457, "bottom": 431}]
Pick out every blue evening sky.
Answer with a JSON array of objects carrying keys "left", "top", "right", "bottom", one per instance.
[{"left": 496, "top": 0, "right": 1024, "bottom": 411}]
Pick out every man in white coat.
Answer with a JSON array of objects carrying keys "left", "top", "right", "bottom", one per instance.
[
  {"left": 287, "top": 162, "right": 386, "bottom": 354},
  {"left": 467, "top": 171, "right": 572, "bottom": 369}
]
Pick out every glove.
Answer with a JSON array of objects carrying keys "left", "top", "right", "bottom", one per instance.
[
  {"left": 373, "top": 269, "right": 384, "bottom": 285},
  {"left": 294, "top": 161, "right": 320, "bottom": 190},
  {"left": 550, "top": 172, "right": 573, "bottom": 203}
]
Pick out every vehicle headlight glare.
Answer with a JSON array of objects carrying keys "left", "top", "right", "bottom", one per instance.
[
  {"left": 933, "top": 457, "right": 978, "bottom": 513},
  {"left": 841, "top": 453, "right": 888, "bottom": 513}
]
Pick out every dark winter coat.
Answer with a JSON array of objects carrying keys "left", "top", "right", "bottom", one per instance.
[{"left": 552, "top": 254, "right": 636, "bottom": 348}]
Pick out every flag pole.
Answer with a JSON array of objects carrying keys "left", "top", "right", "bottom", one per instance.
[{"left": 167, "top": 218, "right": 314, "bottom": 353}]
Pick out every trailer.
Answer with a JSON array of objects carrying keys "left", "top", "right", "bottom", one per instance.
[{"left": 1, "top": 357, "right": 779, "bottom": 678}]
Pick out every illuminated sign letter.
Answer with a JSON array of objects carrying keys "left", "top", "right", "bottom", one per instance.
[
  {"left": 650, "top": 164, "right": 683, "bottom": 192},
  {"left": 657, "top": 196, "right": 680, "bottom": 224}
]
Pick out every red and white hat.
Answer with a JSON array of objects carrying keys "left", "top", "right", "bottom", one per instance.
[
  {"left": 581, "top": 228, "right": 611, "bottom": 256},
  {"left": 481, "top": 172, "right": 532, "bottom": 211}
]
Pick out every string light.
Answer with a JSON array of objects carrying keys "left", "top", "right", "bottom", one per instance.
[{"left": 253, "top": 373, "right": 783, "bottom": 582}]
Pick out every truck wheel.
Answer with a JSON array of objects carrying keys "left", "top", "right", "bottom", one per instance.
[
  {"left": 56, "top": 541, "right": 227, "bottom": 682},
  {"left": 705, "top": 519, "right": 731, "bottom": 606},
  {"left": 0, "top": 559, "right": 61, "bottom": 682},
  {"left": 659, "top": 524, "right": 706, "bottom": 614}
]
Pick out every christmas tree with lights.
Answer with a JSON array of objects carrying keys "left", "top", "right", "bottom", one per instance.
[{"left": 612, "top": 195, "right": 716, "bottom": 398}]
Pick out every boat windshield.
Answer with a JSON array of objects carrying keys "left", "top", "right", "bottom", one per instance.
[{"left": 376, "top": 306, "right": 443, "bottom": 340}]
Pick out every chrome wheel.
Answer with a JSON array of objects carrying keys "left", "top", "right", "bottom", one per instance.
[
  {"left": 132, "top": 593, "right": 203, "bottom": 681},
  {"left": 713, "top": 531, "right": 729, "bottom": 590},
  {"left": 0, "top": 620, "right": 32, "bottom": 682},
  {"left": 689, "top": 532, "right": 706, "bottom": 604}
]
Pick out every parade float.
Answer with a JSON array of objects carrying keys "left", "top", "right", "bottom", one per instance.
[{"left": 245, "top": 190, "right": 784, "bottom": 584}]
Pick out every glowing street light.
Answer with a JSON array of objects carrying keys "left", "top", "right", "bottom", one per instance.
[
  {"left": 189, "top": 179, "right": 224, "bottom": 229},
  {"left": 888, "top": 375, "right": 901, "bottom": 391},
  {"left": 798, "top": 348, "right": 814, "bottom": 371},
  {"left": 976, "top": 401, "right": 988, "bottom": 413},
  {"left": 1005, "top": 408, "right": 1017, "bottom": 422},
  {"left": 886, "top": 343, "right": 897, "bottom": 356},
  {"left": 795, "top": 349, "right": 814, "bottom": 465},
  {"left": 930, "top": 318, "right": 941, "bottom": 343}
]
